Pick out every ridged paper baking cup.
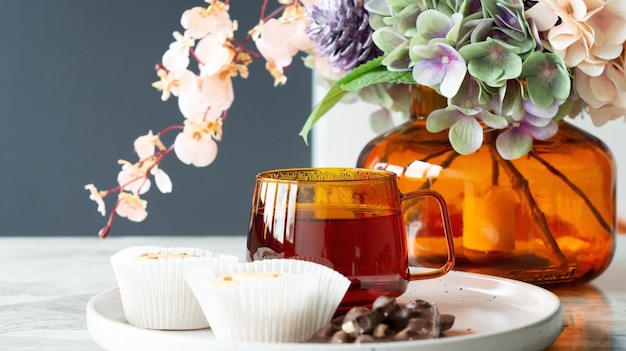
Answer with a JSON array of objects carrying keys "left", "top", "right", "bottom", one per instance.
[
  {"left": 110, "top": 246, "right": 238, "bottom": 330},
  {"left": 185, "top": 259, "right": 351, "bottom": 343}
]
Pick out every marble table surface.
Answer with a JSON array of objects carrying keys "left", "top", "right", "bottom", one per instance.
[{"left": 0, "top": 235, "right": 624, "bottom": 351}]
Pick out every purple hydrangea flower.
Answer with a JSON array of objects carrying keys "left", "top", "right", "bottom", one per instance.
[{"left": 306, "top": 0, "right": 382, "bottom": 72}]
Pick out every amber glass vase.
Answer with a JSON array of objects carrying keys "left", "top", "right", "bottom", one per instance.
[{"left": 357, "top": 86, "right": 616, "bottom": 286}]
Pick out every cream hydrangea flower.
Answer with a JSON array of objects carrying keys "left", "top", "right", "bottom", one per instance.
[
  {"left": 587, "top": 102, "right": 626, "bottom": 125},
  {"left": 526, "top": 0, "right": 626, "bottom": 76},
  {"left": 575, "top": 44, "right": 626, "bottom": 125}
]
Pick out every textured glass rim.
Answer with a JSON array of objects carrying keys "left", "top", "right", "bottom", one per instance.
[{"left": 256, "top": 168, "right": 396, "bottom": 184}]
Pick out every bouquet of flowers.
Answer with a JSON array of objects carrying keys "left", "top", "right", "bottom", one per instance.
[{"left": 86, "top": 0, "right": 626, "bottom": 237}]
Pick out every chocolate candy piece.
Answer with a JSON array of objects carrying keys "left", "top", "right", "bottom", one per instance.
[
  {"left": 391, "top": 300, "right": 442, "bottom": 341},
  {"left": 389, "top": 299, "right": 438, "bottom": 330},
  {"left": 307, "top": 297, "right": 455, "bottom": 344},
  {"left": 341, "top": 306, "right": 383, "bottom": 336},
  {"left": 355, "top": 334, "right": 376, "bottom": 344},
  {"left": 393, "top": 316, "right": 440, "bottom": 341},
  {"left": 405, "top": 299, "right": 437, "bottom": 318},
  {"left": 340, "top": 307, "right": 371, "bottom": 335},
  {"left": 372, "top": 295, "right": 400, "bottom": 318},
  {"left": 342, "top": 307, "right": 371, "bottom": 325},
  {"left": 440, "top": 314, "right": 456, "bottom": 332},
  {"left": 330, "top": 314, "right": 344, "bottom": 327},
  {"left": 372, "top": 323, "right": 392, "bottom": 339},
  {"left": 342, "top": 296, "right": 401, "bottom": 336},
  {"left": 407, "top": 300, "right": 441, "bottom": 338},
  {"left": 308, "top": 315, "right": 346, "bottom": 342},
  {"left": 308, "top": 324, "right": 340, "bottom": 342},
  {"left": 330, "top": 330, "right": 354, "bottom": 343},
  {"left": 372, "top": 295, "right": 396, "bottom": 310}
]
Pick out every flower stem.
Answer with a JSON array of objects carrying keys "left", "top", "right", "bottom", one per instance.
[
  {"left": 420, "top": 149, "right": 458, "bottom": 190},
  {"left": 399, "top": 149, "right": 457, "bottom": 224},
  {"left": 422, "top": 148, "right": 454, "bottom": 163},
  {"left": 529, "top": 151, "right": 612, "bottom": 233},
  {"left": 489, "top": 144, "right": 569, "bottom": 267},
  {"left": 491, "top": 150, "right": 499, "bottom": 186}
]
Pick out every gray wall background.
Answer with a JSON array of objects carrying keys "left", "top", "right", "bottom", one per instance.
[{"left": 0, "top": 1, "right": 312, "bottom": 236}]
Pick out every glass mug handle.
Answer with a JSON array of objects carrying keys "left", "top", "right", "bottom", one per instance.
[{"left": 400, "top": 189, "right": 456, "bottom": 280}]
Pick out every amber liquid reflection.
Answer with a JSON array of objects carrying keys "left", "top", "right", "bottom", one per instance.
[{"left": 247, "top": 207, "right": 410, "bottom": 310}]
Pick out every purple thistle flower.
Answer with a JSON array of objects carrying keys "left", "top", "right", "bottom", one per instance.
[{"left": 306, "top": 0, "right": 382, "bottom": 72}]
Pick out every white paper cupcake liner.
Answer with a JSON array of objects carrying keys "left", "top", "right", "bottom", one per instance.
[
  {"left": 110, "top": 246, "right": 238, "bottom": 330},
  {"left": 185, "top": 259, "right": 351, "bottom": 343}
]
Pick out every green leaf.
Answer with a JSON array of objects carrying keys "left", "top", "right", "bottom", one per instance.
[
  {"left": 298, "top": 87, "right": 346, "bottom": 145},
  {"left": 299, "top": 57, "right": 414, "bottom": 143},
  {"left": 341, "top": 67, "right": 414, "bottom": 91}
]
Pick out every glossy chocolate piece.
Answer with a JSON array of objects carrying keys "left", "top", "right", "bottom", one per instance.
[{"left": 308, "top": 296, "right": 454, "bottom": 344}]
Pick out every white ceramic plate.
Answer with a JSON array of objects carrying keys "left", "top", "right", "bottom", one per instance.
[{"left": 86, "top": 270, "right": 563, "bottom": 351}]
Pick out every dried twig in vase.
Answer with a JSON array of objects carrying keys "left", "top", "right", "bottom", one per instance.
[
  {"left": 530, "top": 151, "right": 612, "bottom": 233},
  {"left": 488, "top": 144, "right": 569, "bottom": 267}
]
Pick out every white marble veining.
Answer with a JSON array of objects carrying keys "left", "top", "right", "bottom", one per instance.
[{"left": 0, "top": 235, "right": 624, "bottom": 350}]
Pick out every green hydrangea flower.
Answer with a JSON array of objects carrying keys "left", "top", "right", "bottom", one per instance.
[{"left": 521, "top": 52, "right": 571, "bottom": 108}]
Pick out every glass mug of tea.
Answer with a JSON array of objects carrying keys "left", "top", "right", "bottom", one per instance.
[{"left": 246, "top": 168, "right": 455, "bottom": 310}]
